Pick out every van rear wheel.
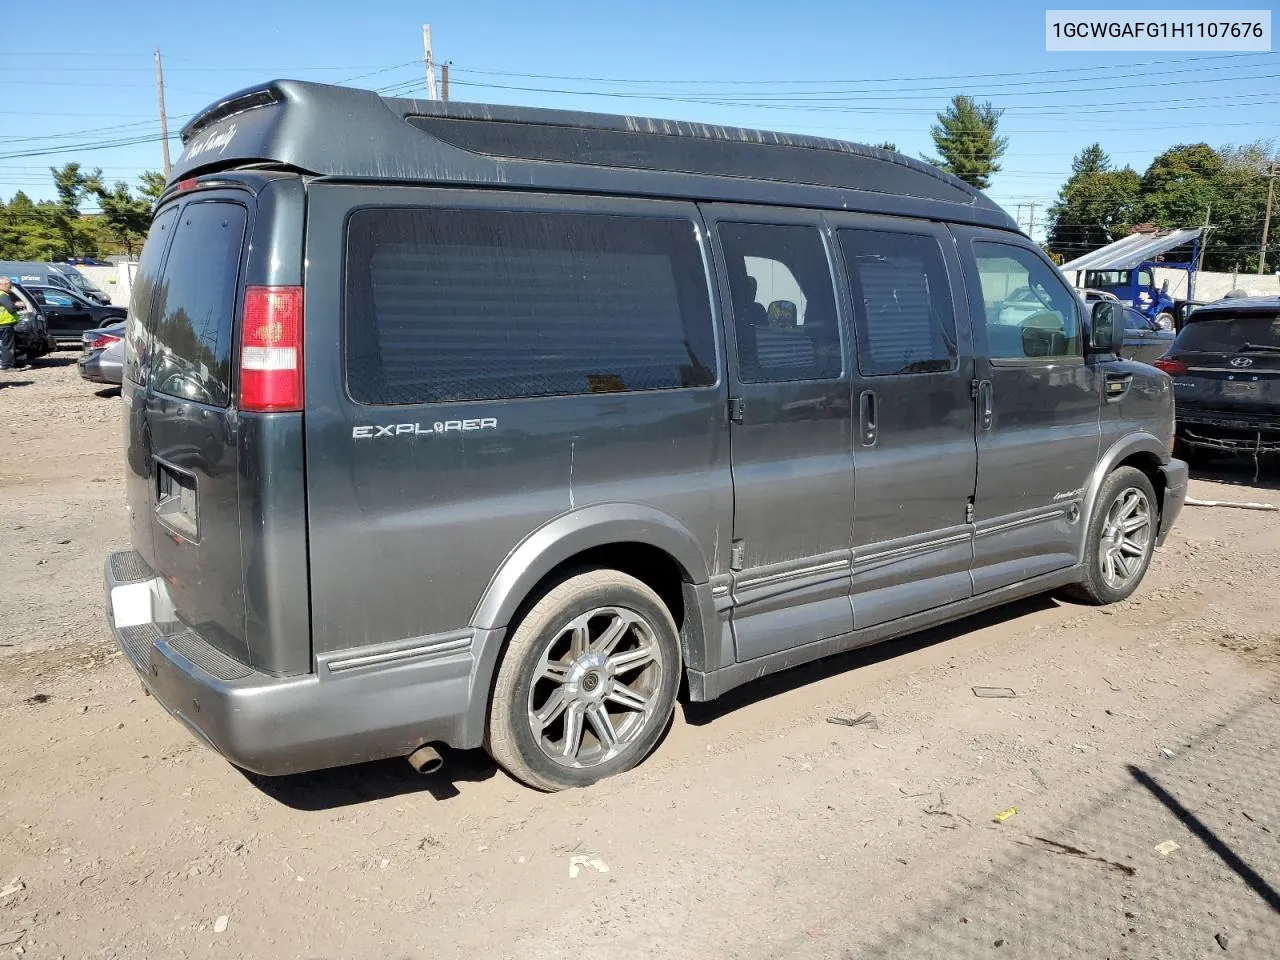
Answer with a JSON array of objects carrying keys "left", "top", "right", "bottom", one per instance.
[
  {"left": 485, "top": 569, "right": 681, "bottom": 791},
  {"left": 1064, "top": 466, "right": 1158, "bottom": 605}
]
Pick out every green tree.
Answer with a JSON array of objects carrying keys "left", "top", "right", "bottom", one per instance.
[
  {"left": 0, "top": 191, "right": 63, "bottom": 260},
  {"left": 49, "top": 161, "right": 103, "bottom": 257},
  {"left": 1210, "top": 140, "right": 1275, "bottom": 272},
  {"left": 873, "top": 141, "right": 898, "bottom": 153},
  {"left": 138, "top": 170, "right": 167, "bottom": 203},
  {"left": 95, "top": 181, "right": 153, "bottom": 255},
  {"left": 1046, "top": 143, "right": 1142, "bottom": 260},
  {"left": 923, "top": 95, "right": 1008, "bottom": 190},
  {"left": 1138, "top": 143, "right": 1221, "bottom": 229},
  {"left": 1046, "top": 140, "right": 1277, "bottom": 271},
  {"left": 1072, "top": 143, "right": 1110, "bottom": 176}
]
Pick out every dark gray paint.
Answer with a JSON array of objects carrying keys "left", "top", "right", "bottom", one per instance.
[
  {"left": 105, "top": 94, "right": 1189, "bottom": 777},
  {"left": 828, "top": 212, "right": 979, "bottom": 627},
  {"left": 233, "top": 177, "right": 311, "bottom": 676},
  {"left": 124, "top": 176, "right": 313, "bottom": 676},
  {"left": 701, "top": 204, "right": 855, "bottom": 661},
  {"left": 301, "top": 185, "right": 732, "bottom": 656},
  {"left": 169, "top": 80, "right": 1015, "bottom": 233},
  {"left": 951, "top": 227, "right": 1103, "bottom": 594}
]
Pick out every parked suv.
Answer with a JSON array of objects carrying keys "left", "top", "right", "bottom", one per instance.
[
  {"left": 1155, "top": 296, "right": 1280, "bottom": 460},
  {"left": 25, "top": 283, "right": 126, "bottom": 345},
  {"left": 7, "top": 281, "right": 56, "bottom": 363},
  {"left": 104, "top": 80, "right": 1188, "bottom": 791}
]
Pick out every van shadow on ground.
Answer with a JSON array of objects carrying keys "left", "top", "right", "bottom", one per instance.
[{"left": 245, "top": 593, "right": 1062, "bottom": 810}]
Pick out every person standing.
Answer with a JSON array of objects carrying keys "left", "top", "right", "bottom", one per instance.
[{"left": 0, "top": 276, "right": 19, "bottom": 373}]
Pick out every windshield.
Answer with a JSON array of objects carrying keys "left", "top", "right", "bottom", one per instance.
[
  {"left": 56, "top": 269, "right": 94, "bottom": 292},
  {"left": 1175, "top": 312, "right": 1280, "bottom": 352}
]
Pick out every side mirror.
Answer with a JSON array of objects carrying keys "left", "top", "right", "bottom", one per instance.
[{"left": 1088, "top": 301, "right": 1123, "bottom": 356}]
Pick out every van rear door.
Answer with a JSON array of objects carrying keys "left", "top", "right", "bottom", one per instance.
[{"left": 123, "top": 195, "right": 252, "bottom": 664}]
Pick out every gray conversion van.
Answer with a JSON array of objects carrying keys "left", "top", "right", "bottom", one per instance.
[{"left": 104, "top": 80, "right": 1187, "bottom": 791}]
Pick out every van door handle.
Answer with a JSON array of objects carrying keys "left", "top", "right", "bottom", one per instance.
[
  {"left": 859, "top": 390, "right": 877, "bottom": 447},
  {"left": 977, "top": 379, "right": 993, "bottom": 431}
]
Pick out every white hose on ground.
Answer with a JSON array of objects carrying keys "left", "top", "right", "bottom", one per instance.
[{"left": 1184, "top": 497, "right": 1278, "bottom": 511}]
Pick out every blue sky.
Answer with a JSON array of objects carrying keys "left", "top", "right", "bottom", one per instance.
[{"left": 3, "top": 0, "right": 1277, "bottom": 240}]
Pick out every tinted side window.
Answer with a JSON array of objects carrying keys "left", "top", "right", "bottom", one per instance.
[
  {"left": 124, "top": 206, "right": 177, "bottom": 385},
  {"left": 1123, "top": 308, "right": 1152, "bottom": 331},
  {"left": 345, "top": 208, "right": 716, "bottom": 404},
  {"left": 838, "top": 229, "right": 957, "bottom": 376},
  {"left": 973, "top": 243, "right": 1081, "bottom": 360},
  {"left": 718, "top": 222, "right": 841, "bottom": 383},
  {"left": 150, "top": 201, "right": 247, "bottom": 406}
]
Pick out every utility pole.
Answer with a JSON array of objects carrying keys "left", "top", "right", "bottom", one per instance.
[
  {"left": 441, "top": 63, "right": 450, "bottom": 102},
  {"left": 154, "top": 49, "right": 171, "bottom": 179},
  {"left": 1259, "top": 160, "right": 1276, "bottom": 274},
  {"left": 1015, "top": 203, "right": 1023, "bottom": 233},
  {"left": 422, "top": 24, "right": 439, "bottom": 100},
  {"left": 1027, "top": 201, "right": 1036, "bottom": 241},
  {"left": 1192, "top": 203, "right": 1211, "bottom": 301}
]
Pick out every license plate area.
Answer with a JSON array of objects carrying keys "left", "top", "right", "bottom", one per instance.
[
  {"left": 155, "top": 460, "right": 198, "bottom": 540},
  {"left": 1222, "top": 381, "right": 1261, "bottom": 400}
]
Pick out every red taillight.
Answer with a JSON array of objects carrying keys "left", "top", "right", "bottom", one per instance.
[
  {"left": 1153, "top": 358, "right": 1188, "bottom": 376},
  {"left": 86, "top": 333, "right": 121, "bottom": 351},
  {"left": 177, "top": 177, "right": 199, "bottom": 192},
  {"left": 239, "top": 285, "right": 303, "bottom": 413}
]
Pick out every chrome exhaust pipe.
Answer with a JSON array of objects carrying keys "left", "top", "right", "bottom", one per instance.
[{"left": 406, "top": 744, "right": 444, "bottom": 775}]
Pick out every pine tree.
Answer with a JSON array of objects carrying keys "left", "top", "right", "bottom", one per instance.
[
  {"left": 1046, "top": 143, "right": 1141, "bottom": 260},
  {"left": 923, "top": 95, "right": 1008, "bottom": 190}
]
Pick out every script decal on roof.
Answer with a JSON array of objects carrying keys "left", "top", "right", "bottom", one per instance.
[{"left": 183, "top": 123, "right": 239, "bottom": 162}]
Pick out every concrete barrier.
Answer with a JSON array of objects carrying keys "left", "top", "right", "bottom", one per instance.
[{"left": 1154, "top": 268, "right": 1280, "bottom": 302}]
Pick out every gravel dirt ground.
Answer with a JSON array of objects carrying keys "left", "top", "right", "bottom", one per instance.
[{"left": 2, "top": 358, "right": 1278, "bottom": 960}]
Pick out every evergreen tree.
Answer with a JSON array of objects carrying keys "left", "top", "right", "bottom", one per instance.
[
  {"left": 1046, "top": 143, "right": 1141, "bottom": 260},
  {"left": 923, "top": 95, "right": 1008, "bottom": 190}
]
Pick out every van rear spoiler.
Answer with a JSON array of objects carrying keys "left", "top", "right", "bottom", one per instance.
[{"left": 181, "top": 87, "right": 282, "bottom": 142}]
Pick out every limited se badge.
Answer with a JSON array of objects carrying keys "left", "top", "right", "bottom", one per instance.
[{"left": 352, "top": 418, "right": 498, "bottom": 439}]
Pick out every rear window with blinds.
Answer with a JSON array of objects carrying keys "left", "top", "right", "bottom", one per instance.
[
  {"left": 344, "top": 207, "right": 717, "bottom": 405},
  {"left": 838, "top": 229, "right": 957, "bottom": 376}
]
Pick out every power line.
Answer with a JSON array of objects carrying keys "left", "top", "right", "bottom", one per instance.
[
  {"left": 440, "top": 68, "right": 1280, "bottom": 106},
  {"left": 444, "top": 51, "right": 1275, "bottom": 87}
]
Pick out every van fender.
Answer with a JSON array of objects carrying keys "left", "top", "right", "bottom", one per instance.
[
  {"left": 455, "top": 503, "right": 714, "bottom": 749},
  {"left": 471, "top": 502, "right": 711, "bottom": 632},
  {"left": 1078, "top": 432, "right": 1168, "bottom": 562}
]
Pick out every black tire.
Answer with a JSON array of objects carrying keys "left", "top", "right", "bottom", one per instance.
[
  {"left": 1063, "top": 466, "right": 1159, "bottom": 606},
  {"left": 485, "top": 569, "right": 681, "bottom": 791}
]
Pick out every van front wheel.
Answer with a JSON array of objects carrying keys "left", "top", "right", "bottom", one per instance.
[
  {"left": 1065, "top": 466, "right": 1158, "bottom": 605},
  {"left": 485, "top": 569, "right": 681, "bottom": 791}
]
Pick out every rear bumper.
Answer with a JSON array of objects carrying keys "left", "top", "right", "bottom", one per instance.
[
  {"left": 1176, "top": 408, "right": 1280, "bottom": 454},
  {"left": 105, "top": 550, "right": 483, "bottom": 776},
  {"left": 1157, "top": 458, "right": 1188, "bottom": 548},
  {"left": 78, "top": 351, "right": 122, "bottom": 385}
]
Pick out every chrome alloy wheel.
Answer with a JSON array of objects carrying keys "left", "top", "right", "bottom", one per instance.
[
  {"left": 1099, "top": 486, "right": 1153, "bottom": 589},
  {"left": 526, "top": 606, "right": 665, "bottom": 769}
]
